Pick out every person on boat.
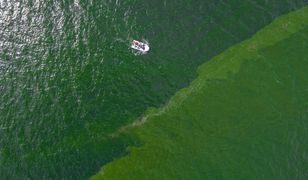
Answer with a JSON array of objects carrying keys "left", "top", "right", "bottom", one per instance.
[{"left": 135, "top": 42, "right": 144, "bottom": 50}]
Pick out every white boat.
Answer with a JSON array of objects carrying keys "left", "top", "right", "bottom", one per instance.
[{"left": 131, "top": 40, "right": 149, "bottom": 53}]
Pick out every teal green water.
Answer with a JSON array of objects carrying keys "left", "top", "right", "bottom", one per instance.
[{"left": 0, "top": 0, "right": 307, "bottom": 179}]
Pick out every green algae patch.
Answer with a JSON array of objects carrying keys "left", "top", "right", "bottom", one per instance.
[{"left": 92, "top": 6, "right": 308, "bottom": 180}]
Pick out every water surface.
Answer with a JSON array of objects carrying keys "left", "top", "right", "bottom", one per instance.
[{"left": 0, "top": 0, "right": 307, "bottom": 178}]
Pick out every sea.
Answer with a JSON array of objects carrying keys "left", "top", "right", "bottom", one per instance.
[{"left": 0, "top": 0, "right": 307, "bottom": 179}]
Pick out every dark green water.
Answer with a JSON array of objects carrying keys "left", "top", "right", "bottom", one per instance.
[{"left": 0, "top": 0, "right": 307, "bottom": 179}]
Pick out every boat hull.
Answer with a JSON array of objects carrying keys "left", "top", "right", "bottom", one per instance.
[{"left": 131, "top": 40, "right": 150, "bottom": 53}]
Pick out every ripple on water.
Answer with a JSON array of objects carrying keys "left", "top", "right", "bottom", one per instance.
[{"left": 0, "top": 0, "right": 307, "bottom": 179}]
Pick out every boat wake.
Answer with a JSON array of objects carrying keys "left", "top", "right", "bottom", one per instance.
[{"left": 0, "top": 60, "right": 6, "bottom": 69}]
